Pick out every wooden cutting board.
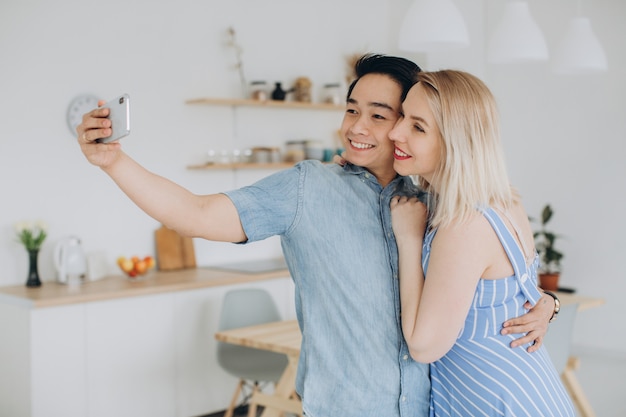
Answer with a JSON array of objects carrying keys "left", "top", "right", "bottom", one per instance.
[{"left": 154, "top": 225, "right": 196, "bottom": 271}]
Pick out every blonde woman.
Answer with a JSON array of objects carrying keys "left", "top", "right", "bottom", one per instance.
[{"left": 389, "top": 70, "right": 575, "bottom": 416}]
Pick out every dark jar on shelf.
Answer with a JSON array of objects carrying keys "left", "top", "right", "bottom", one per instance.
[{"left": 271, "top": 82, "right": 287, "bottom": 101}]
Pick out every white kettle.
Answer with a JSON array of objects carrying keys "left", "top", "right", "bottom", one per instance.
[{"left": 54, "top": 236, "right": 87, "bottom": 284}]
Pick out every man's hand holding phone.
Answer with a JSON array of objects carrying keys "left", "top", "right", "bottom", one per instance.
[
  {"left": 97, "top": 93, "right": 130, "bottom": 144},
  {"left": 77, "top": 93, "right": 130, "bottom": 170}
]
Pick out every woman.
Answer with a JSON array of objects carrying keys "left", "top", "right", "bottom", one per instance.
[{"left": 389, "top": 70, "right": 575, "bottom": 416}]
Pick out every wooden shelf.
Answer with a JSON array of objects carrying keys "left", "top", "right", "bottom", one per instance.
[
  {"left": 185, "top": 97, "right": 344, "bottom": 111},
  {"left": 185, "top": 97, "right": 340, "bottom": 171},
  {"left": 187, "top": 162, "right": 295, "bottom": 170}
]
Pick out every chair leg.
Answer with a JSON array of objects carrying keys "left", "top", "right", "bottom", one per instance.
[
  {"left": 224, "top": 379, "right": 244, "bottom": 417},
  {"left": 247, "top": 382, "right": 260, "bottom": 417}
]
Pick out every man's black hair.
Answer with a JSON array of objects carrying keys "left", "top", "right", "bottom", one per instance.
[{"left": 346, "top": 53, "right": 421, "bottom": 102}]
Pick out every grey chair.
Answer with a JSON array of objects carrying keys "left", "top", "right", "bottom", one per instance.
[{"left": 217, "top": 288, "right": 289, "bottom": 417}]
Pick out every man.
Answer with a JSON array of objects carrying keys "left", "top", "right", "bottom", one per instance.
[{"left": 78, "top": 54, "right": 554, "bottom": 417}]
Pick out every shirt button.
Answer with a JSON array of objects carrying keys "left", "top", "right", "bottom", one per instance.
[
  {"left": 402, "top": 396, "right": 407, "bottom": 402},
  {"left": 364, "top": 173, "right": 370, "bottom": 178},
  {"left": 520, "top": 273, "right": 528, "bottom": 283},
  {"left": 403, "top": 354, "right": 409, "bottom": 360}
]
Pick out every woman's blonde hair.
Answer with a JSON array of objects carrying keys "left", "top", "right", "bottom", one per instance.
[{"left": 416, "top": 70, "right": 515, "bottom": 227}]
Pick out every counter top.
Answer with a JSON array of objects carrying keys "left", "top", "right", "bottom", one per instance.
[
  {"left": 0, "top": 266, "right": 290, "bottom": 309},
  {"left": 0, "top": 267, "right": 602, "bottom": 312}
]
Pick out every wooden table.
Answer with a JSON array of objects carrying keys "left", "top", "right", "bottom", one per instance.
[
  {"left": 554, "top": 292, "right": 605, "bottom": 417},
  {"left": 556, "top": 291, "right": 605, "bottom": 312},
  {"left": 215, "top": 320, "right": 302, "bottom": 417},
  {"left": 214, "top": 293, "right": 604, "bottom": 417}
]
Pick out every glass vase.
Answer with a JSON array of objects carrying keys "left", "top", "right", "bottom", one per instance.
[{"left": 26, "top": 249, "right": 42, "bottom": 288}]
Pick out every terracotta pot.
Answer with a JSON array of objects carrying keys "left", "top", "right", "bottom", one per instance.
[{"left": 539, "top": 273, "right": 560, "bottom": 291}]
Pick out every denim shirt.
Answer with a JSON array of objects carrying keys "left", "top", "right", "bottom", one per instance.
[{"left": 225, "top": 160, "right": 430, "bottom": 417}]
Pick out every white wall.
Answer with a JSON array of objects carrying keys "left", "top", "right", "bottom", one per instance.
[
  {"left": 1, "top": 0, "right": 624, "bottom": 356},
  {"left": 491, "top": 0, "right": 626, "bottom": 358},
  {"left": 0, "top": 0, "right": 392, "bottom": 280}
]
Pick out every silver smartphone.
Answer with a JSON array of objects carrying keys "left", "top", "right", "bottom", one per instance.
[{"left": 98, "top": 93, "right": 130, "bottom": 143}]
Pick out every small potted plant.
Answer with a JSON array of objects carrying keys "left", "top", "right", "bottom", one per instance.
[
  {"left": 15, "top": 220, "right": 48, "bottom": 287},
  {"left": 533, "top": 204, "right": 564, "bottom": 291}
]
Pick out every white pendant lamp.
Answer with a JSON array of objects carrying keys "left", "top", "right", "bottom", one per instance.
[
  {"left": 488, "top": 0, "right": 549, "bottom": 64},
  {"left": 398, "top": 0, "right": 469, "bottom": 53},
  {"left": 552, "top": 16, "right": 608, "bottom": 74}
]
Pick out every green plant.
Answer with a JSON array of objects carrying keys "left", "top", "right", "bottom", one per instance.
[
  {"left": 15, "top": 220, "right": 47, "bottom": 251},
  {"left": 533, "top": 205, "right": 564, "bottom": 274}
]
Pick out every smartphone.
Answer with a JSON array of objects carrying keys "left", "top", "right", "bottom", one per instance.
[{"left": 98, "top": 93, "right": 130, "bottom": 143}]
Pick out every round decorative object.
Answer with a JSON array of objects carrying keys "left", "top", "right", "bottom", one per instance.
[{"left": 66, "top": 94, "right": 99, "bottom": 136}]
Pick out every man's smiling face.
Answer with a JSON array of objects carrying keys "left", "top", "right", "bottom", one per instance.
[{"left": 340, "top": 73, "right": 403, "bottom": 186}]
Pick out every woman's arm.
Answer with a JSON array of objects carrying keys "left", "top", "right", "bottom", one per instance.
[
  {"left": 393, "top": 199, "right": 555, "bottom": 361},
  {"left": 392, "top": 199, "right": 490, "bottom": 363},
  {"left": 391, "top": 197, "right": 479, "bottom": 362},
  {"left": 390, "top": 196, "right": 427, "bottom": 345},
  {"left": 404, "top": 218, "right": 488, "bottom": 362}
]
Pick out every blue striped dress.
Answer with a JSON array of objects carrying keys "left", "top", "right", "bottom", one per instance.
[{"left": 423, "top": 208, "right": 575, "bottom": 417}]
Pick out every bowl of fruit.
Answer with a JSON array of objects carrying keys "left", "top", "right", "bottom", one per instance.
[{"left": 117, "top": 255, "right": 156, "bottom": 279}]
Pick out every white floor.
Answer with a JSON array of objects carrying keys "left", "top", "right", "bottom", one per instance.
[{"left": 572, "top": 346, "right": 626, "bottom": 417}]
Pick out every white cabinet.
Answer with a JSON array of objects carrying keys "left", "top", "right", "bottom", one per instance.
[
  {"left": 0, "top": 302, "right": 89, "bottom": 417},
  {"left": 31, "top": 304, "right": 88, "bottom": 417},
  {"left": 86, "top": 294, "right": 177, "bottom": 417},
  {"left": 0, "top": 276, "right": 295, "bottom": 417}
]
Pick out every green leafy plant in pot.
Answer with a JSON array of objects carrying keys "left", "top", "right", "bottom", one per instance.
[{"left": 533, "top": 204, "right": 564, "bottom": 291}]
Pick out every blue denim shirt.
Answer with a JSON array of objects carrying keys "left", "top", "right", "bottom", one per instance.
[{"left": 225, "top": 160, "right": 430, "bottom": 417}]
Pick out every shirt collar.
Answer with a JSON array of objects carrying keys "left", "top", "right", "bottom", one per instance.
[{"left": 342, "top": 162, "right": 400, "bottom": 183}]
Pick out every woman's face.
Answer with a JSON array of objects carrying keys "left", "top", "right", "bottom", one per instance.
[{"left": 389, "top": 83, "right": 442, "bottom": 186}]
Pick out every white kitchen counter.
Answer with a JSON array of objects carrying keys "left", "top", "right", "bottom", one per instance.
[{"left": 0, "top": 264, "right": 294, "bottom": 417}]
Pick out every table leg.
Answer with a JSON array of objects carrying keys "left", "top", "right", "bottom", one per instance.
[
  {"left": 562, "top": 356, "right": 597, "bottom": 417},
  {"left": 225, "top": 380, "right": 244, "bottom": 417},
  {"left": 249, "top": 355, "right": 302, "bottom": 417}
]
